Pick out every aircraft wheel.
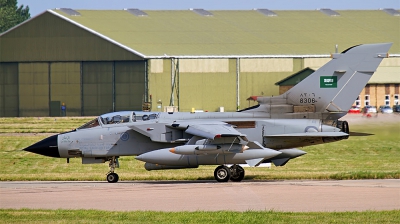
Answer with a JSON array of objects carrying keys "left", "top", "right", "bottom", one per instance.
[
  {"left": 214, "top": 165, "right": 231, "bottom": 182},
  {"left": 341, "top": 121, "right": 350, "bottom": 139},
  {"left": 107, "top": 173, "right": 119, "bottom": 183},
  {"left": 230, "top": 165, "right": 245, "bottom": 182}
]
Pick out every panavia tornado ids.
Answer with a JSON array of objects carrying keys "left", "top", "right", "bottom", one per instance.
[{"left": 24, "top": 43, "right": 392, "bottom": 183}]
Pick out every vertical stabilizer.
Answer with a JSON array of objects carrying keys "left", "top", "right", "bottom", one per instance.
[{"left": 284, "top": 43, "right": 392, "bottom": 113}]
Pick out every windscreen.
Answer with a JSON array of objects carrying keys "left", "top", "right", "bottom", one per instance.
[{"left": 77, "top": 118, "right": 100, "bottom": 129}]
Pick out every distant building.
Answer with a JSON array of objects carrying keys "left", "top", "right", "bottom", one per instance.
[
  {"left": 275, "top": 68, "right": 316, "bottom": 95},
  {"left": 1, "top": 8, "right": 399, "bottom": 116}
]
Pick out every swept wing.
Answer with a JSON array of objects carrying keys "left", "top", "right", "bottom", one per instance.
[{"left": 129, "top": 120, "right": 245, "bottom": 142}]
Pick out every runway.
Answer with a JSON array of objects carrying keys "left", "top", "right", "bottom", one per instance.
[{"left": 1, "top": 179, "right": 399, "bottom": 212}]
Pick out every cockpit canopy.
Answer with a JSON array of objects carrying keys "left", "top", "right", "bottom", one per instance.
[
  {"left": 100, "top": 111, "right": 132, "bottom": 125},
  {"left": 77, "top": 111, "right": 159, "bottom": 130}
]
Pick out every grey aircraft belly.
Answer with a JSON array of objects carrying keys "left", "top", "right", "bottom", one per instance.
[{"left": 24, "top": 43, "right": 392, "bottom": 182}]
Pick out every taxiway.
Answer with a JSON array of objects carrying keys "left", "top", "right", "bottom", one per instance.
[{"left": 1, "top": 179, "right": 399, "bottom": 212}]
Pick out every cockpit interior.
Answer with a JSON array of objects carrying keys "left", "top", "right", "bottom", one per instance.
[{"left": 77, "top": 111, "right": 159, "bottom": 130}]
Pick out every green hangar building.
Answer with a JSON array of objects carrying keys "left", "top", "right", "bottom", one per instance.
[{"left": 1, "top": 8, "right": 399, "bottom": 117}]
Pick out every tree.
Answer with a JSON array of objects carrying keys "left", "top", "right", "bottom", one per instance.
[{"left": 0, "top": 0, "right": 30, "bottom": 33}]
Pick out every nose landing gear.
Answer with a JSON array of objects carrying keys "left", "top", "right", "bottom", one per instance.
[
  {"left": 106, "top": 172, "right": 119, "bottom": 183},
  {"left": 106, "top": 156, "right": 119, "bottom": 183}
]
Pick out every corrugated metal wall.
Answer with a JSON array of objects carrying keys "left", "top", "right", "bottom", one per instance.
[
  {"left": 2, "top": 57, "right": 398, "bottom": 116},
  {"left": 239, "top": 58, "right": 295, "bottom": 107},
  {"left": 82, "top": 62, "right": 113, "bottom": 115},
  {"left": 115, "top": 61, "right": 146, "bottom": 111},
  {"left": 148, "top": 59, "right": 172, "bottom": 112},
  {"left": 148, "top": 58, "right": 299, "bottom": 112},
  {"left": 18, "top": 63, "right": 49, "bottom": 116},
  {"left": 82, "top": 61, "right": 146, "bottom": 115},
  {"left": 0, "top": 63, "right": 18, "bottom": 117},
  {"left": 239, "top": 71, "right": 290, "bottom": 109},
  {"left": 0, "top": 61, "right": 146, "bottom": 117},
  {"left": 50, "top": 63, "right": 81, "bottom": 116},
  {"left": 179, "top": 59, "right": 236, "bottom": 112}
]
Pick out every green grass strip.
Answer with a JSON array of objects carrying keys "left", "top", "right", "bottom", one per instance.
[{"left": 0, "top": 209, "right": 399, "bottom": 224}]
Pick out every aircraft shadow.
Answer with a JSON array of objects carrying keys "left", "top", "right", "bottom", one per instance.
[
  {"left": 121, "top": 176, "right": 281, "bottom": 184},
  {"left": 349, "top": 131, "right": 374, "bottom": 137}
]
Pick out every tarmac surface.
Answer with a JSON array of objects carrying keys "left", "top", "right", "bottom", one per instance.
[{"left": 1, "top": 179, "right": 399, "bottom": 212}]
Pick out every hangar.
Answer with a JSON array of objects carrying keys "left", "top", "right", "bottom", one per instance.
[{"left": 1, "top": 8, "right": 399, "bottom": 117}]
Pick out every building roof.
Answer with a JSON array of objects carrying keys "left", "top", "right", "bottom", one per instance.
[
  {"left": 275, "top": 67, "right": 315, "bottom": 86},
  {"left": 3, "top": 9, "right": 397, "bottom": 58},
  {"left": 369, "top": 67, "right": 400, "bottom": 84}
]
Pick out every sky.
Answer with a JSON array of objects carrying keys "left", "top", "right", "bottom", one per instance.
[{"left": 17, "top": 0, "right": 400, "bottom": 18}]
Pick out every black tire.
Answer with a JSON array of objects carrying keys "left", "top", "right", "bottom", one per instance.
[
  {"left": 230, "top": 165, "right": 245, "bottom": 182},
  {"left": 341, "top": 120, "right": 350, "bottom": 139},
  {"left": 107, "top": 173, "right": 119, "bottom": 183},
  {"left": 214, "top": 165, "right": 231, "bottom": 182},
  {"left": 341, "top": 120, "right": 349, "bottom": 134}
]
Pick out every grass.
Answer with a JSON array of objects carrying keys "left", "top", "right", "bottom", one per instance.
[
  {"left": 0, "top": 117, "right": 94, "bottom": 133},
  {"left": 0, "top": 116, "right": 399, "bottom": 181},
  {"left": 0, "top": 209, "right": 399, "bottom": 224}
]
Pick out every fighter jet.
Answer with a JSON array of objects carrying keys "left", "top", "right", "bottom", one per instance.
[{"left": 24, "top": 43, "right": 392, "bottom": 183}]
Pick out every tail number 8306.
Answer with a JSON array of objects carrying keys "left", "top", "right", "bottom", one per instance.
[{"left": 300, "top": 98, "right": 316, "bottom": 103}]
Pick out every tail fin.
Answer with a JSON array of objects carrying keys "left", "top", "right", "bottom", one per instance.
[{"left": 284, "top": 43, "right": 392, "bottom": 113}]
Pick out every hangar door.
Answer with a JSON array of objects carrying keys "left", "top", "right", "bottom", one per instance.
[
  {"left": 82, "top": 62, "right": 113, "bottom": 116},
  {"left": 115, "top": 61, "right": 145, "bottom": 111},
  {"left": 0, "top": 63, "right": 18, "bottom": 117},
  {"left": 82, "top": 61, "right": 145, "bottom": 116},
  {"left": 18, "top": 63, "right": 49, "bottom": 117},
  {"left": 50, "top": 62, "right": 81, "bottom": 116}
]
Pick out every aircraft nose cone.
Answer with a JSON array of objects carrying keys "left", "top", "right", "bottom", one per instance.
[{"left": 23, "top": 134, "right": 60, "bottom": 158}]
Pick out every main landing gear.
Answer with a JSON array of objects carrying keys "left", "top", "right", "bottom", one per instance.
[
  {"left": 106, "top": 156, "right": 119, "bottom": 183},
  {"left": 214, "top": 164, "right": 245, "bottom": 182}
]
